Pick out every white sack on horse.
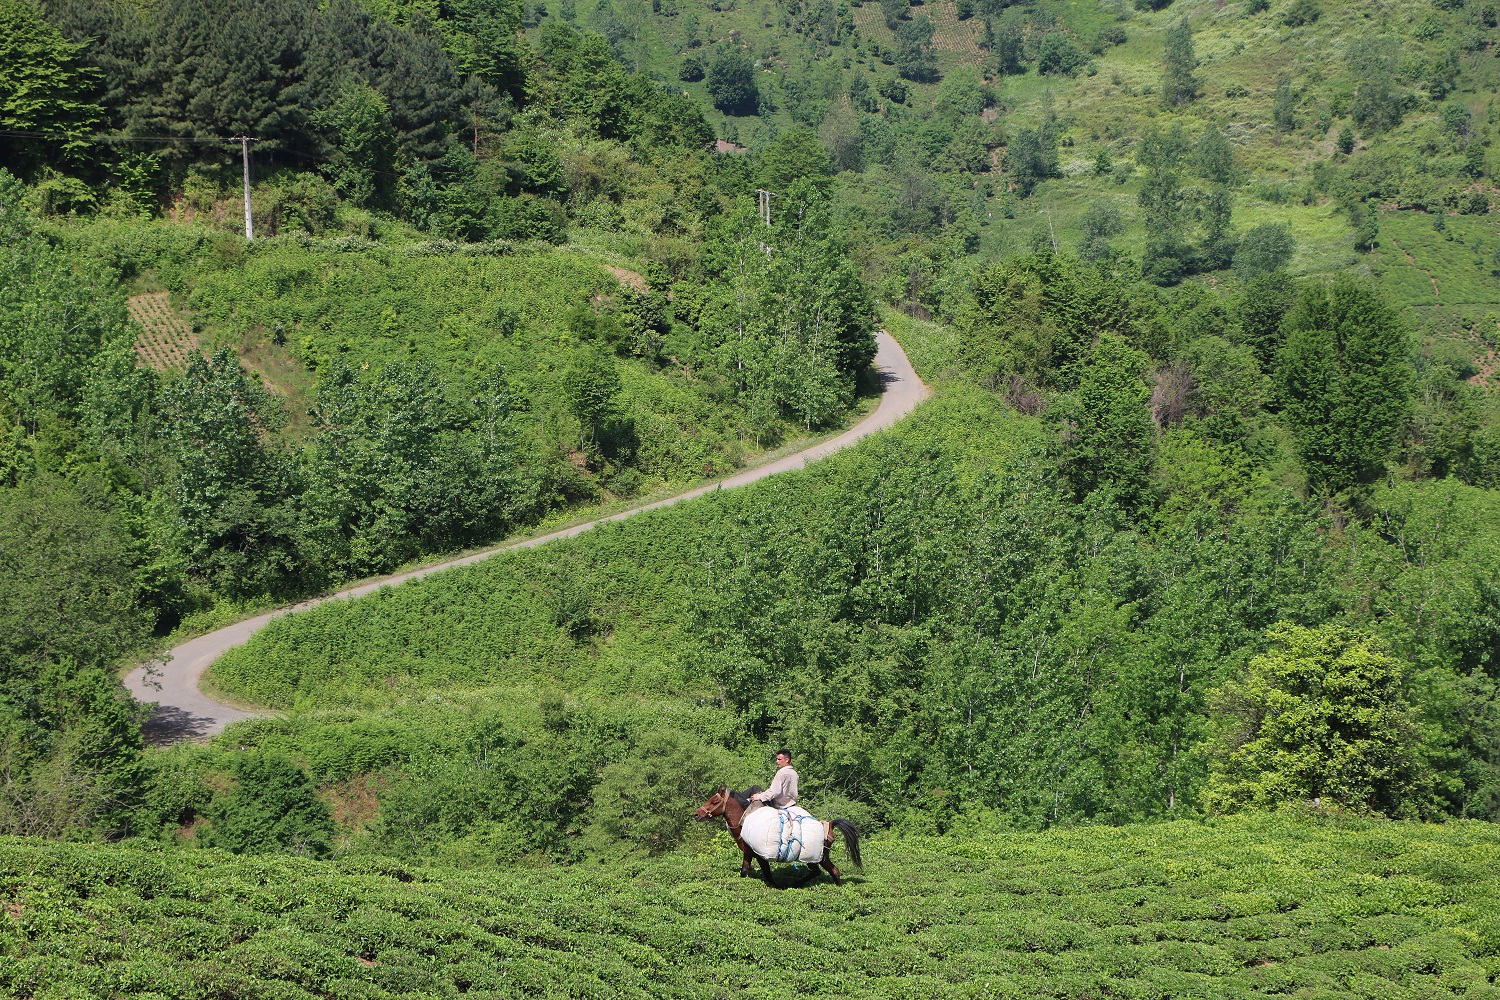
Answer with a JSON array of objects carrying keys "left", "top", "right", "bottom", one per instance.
[{"left": 740, "top": 805, "right": 826, "bottom": 863}]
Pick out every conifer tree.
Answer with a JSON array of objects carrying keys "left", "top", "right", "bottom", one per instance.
[
  {"left": 0, "top": 0, "right": 102, "bottom": 174},
  {"left": 1276, "top": 278, "right": 1413, "bottom": 496},
  {"left": 1159, "top": 20, "right": 1199, "bottom": 109},
  {"left": 1272, "top": 74, "right": 1296, "bottom": 132}
]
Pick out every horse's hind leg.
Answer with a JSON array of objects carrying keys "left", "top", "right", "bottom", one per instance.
[
  {"left": 756, "top": 856, "right": 782, "bottom": 889},
  {"left": 818, "top": 851, "right": 842, "bottom": 885}
]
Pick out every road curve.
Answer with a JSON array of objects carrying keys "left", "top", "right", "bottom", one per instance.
[{"left": 123, "top": 332, "right": 929, "bottom": 741}]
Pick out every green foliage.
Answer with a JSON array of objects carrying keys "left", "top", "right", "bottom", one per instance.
[
  {"left": 1349, "top": 36, "right": 1404, "bottom": 132},
  {"left": 691, "top": 184, "right": 875, "bottom": 431},
  {"left": 1193, "top": 124, "right": 1236, "bottom": 184},
  {"left": 1159, "top": 21, "right": 1200, "bottom": 109},
  {"left": 894, "top": 14, "right": 940, "bottom": 83},
  {"left": 1233, "top": 223, "right": 1295, "bottom": 277},
  {"left": 165, "top": 350, "right": 297, "bottom": 597},
  {"left": 583, "top": 729, "right": 739, "bottom": 856},
  {"left": 1051, "top": 334, "right": 1155, "bottom": 505},
  {"left": 1037, "top": 34, "right": 1086, "bottom": 77},
  {"left": 1280, "top": 0, "right": 1322, "bottom": 26},
  {"left": 1272, "top": 73, "right": 1296, "bottom": 132},
  {"left": 1137, "top": 125, "right": 1193, "bottom": 283},
  {"left": 200, "top": 754, "right": 334, "bottom": 856},
  {"left": 314, "top": 82, "right": 397, "bottom": 210},
  {"left": 1231, "top": 270, "right": 1297, "bottom": 368},
  {"left": 6, "top": 814, "right": 1500, "bottom": 996},
  {"left": 0, "top": 475, "right": 147, "bottom": 838},
  {"left": 1204, "top": 623, "right": 1433, "bottom": 815},
  {"left": 562, "top": 346, "right": 622, "bottom": 451},
  {"left": 954, "top": 253, "right": 1139, "bottom": 387},
  {"left": 1077, "top": 203, "right": 1124, "bottom": 261},
  {"left": 1277, "top": 278, "right": 1414, "bottom": 496},
  {"left": 0, "top": 0, "right": 101, "bottom": 174},
  {"left": 1004, "top": 123, "right": 1059, "bottom": 198},
  {"left": 0, "top": 189, "right": 131, "bottom": 425},
  {"left": 755, "top": 127, "right": 833, "bottom": 192},
  {"left": 707, "top": 47, "right": 758, "bottom": 115}
]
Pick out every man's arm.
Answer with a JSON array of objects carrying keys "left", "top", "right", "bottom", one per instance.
[{"left": 752, "top": 770, "right": 789, "bottom": 803}]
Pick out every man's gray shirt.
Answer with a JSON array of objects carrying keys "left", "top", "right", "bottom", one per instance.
[{"left": 754, "top": 765, "right": 798, "bottom": 808}]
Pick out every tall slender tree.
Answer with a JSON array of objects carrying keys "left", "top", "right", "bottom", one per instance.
[
  {"left": 1159, "top": 20, "right": 1200, "bottom": 109},
  {"left": 1277, "top": 278, "right": 1413, "bottom": 496}
]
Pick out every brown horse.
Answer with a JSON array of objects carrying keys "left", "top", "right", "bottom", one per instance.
[{"left": 692, "top": 786, "right": 862, "bottom": 888}]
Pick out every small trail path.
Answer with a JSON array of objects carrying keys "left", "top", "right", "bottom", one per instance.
[{"left": 124, "top": 333, "right": 929, "bottom": 741}]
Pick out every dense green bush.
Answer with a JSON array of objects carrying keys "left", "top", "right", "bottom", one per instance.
[{"left": 199, "top": 754, "right": 334, "bottom": 857}]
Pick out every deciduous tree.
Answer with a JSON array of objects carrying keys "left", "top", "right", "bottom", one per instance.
[{"left": 1204, "top": 623, "right": 1433, "bottom": 816}]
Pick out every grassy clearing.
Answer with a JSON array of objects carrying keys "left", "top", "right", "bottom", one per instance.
[{"left": 3, "top": 815, "right": 1498, "bottom": 999}]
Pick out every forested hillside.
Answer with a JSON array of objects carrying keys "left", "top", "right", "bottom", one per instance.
[{"left": 5, "top": 0, "right": 1500, "bottom": 992}]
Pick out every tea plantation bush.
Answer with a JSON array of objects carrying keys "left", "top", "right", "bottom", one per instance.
[{"left": 3, "top": 815, "right": 1499, "bottom": 999}]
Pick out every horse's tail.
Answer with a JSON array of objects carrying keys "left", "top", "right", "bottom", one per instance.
[{"left": 832, "top": 818, "right": 862, "bottom": 869}]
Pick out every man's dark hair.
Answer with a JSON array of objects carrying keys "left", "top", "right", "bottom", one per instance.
[{"left": 776, "top": 749, "right": 792, "bottom": 760}]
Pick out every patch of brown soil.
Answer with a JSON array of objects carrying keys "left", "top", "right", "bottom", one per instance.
[
  {"left": 605, "top": 265, "right": 650, "bottom": 294},
  {"left": 321, "top": 773, "right": 389, "bottom": 832},
  {"left": 175, "top": 815, "right": 207, "bottom": 843},
  {"left": 4, "top": 901, "right": 22, "bottom": 920}
]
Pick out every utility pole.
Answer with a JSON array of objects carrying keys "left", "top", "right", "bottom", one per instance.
[
  {"left": 232, "top": 136, "right": 257, "bottom": 241},
  {"left": 1044, "top": 208, "right": 1057, "bottom": 253}
]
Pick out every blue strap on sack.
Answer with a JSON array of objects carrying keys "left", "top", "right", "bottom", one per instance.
[{"left": 776, "top": 808, "right": 804, "bottom": 862}]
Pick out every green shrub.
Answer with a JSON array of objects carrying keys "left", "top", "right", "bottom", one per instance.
[
  {"left": 1204, "top": 623, "right": 1435, "bottom": 816},
  {"left": 1037, "top": 34, "right": 1086, "bottom": 77},
  {"left": 199, "top": 754, "right": 334, "bottom": 857},
  {"left": 1281, "top": 0, "right": 1322, "bottom": 26}
]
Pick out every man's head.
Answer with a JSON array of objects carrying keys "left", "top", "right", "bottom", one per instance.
[{"left": 775, "top": 749, "right": 791, "bottom": 768}]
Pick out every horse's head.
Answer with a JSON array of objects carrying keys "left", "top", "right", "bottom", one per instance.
[{"left": 693, "top": 787, "right": 731, "bottom": 821}]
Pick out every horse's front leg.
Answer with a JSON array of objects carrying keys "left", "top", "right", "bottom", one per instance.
[{"left": 740, "top": 845, "right": 754, "bottom": 878}]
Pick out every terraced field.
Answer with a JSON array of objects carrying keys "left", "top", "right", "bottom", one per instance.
[
  {"left": 1372, "top": 207, "right": 1500, "bottom": 341},
  {"left": 127, "top": 290, "right": 199, "bottom": 371},
  {"left": 3, "top": 815, "right": 1497, "bottom": 999}
]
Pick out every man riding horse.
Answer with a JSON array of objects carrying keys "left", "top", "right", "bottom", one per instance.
[
  {"left": 750, "top": 749, "right": 797, "bottom": 809},
  {"left": 693, "top": 748, "right": 862, "bottom": 888}
]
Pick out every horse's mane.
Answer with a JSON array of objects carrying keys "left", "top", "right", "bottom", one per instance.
[{"left": 730, "top": 785, "right": 763, "bottom": 808}]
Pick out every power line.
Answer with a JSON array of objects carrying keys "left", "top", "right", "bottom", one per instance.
[
  {"left": 0, "top": 127, "right": 411, "bottom": 182},
  {"left": 0, "top": 129, "right": 242, "bottom": 144}
]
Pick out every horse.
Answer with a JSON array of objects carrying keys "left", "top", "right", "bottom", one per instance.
[{"left": 692, "top": 786, "right": 862, "bottom": 888}]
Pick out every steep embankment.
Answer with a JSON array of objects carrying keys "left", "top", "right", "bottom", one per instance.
[{"left": 123, "top": 332, "right": 927, "bottom": 739}]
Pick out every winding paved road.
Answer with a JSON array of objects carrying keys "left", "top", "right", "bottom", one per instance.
[{"left": 123, "top": 332, "right": 928, "bottom": 741}]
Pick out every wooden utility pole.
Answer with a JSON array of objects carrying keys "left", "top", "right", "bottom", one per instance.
[{"left": 232, "top": 136, "right": 257, "bottom": 240}]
